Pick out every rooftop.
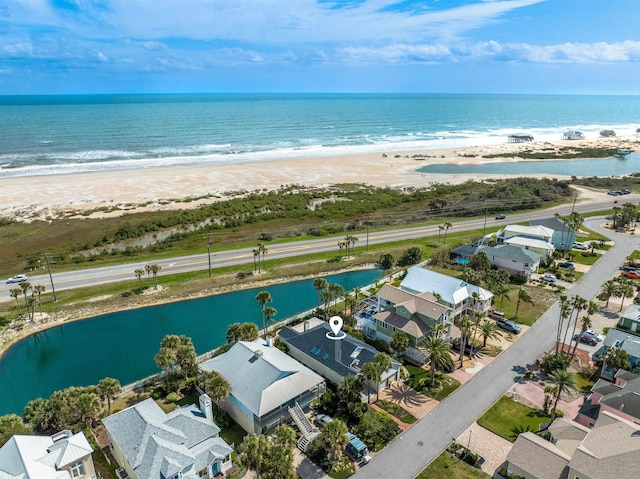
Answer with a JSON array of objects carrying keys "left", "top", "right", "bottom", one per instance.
[{"left": 400, "top": 267, "right": 492, "bottom": 307}]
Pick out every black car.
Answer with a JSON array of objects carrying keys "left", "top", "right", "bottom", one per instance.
[
  {"left": 573, "top": 334, "right": 597, "bottom": 346},
  {"left": 557, "top": 261, "right": 574, "bottom": 270},
  {"left": 495, "top": 214, "right": 506, "bottom": 220}
]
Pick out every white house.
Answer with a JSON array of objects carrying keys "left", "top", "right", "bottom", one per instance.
[
  {"left": 0, "top": 430, "right": 96, "bottom": 479},
  {"left": 102, "top": 395, "right": 233, "bottom": 479},
  {"left": 199, "top": 339, "right": 326, "bottom": 434},
  {"left": 478, "top": 244, "right": 542, "bottom": 278},
  {"left": 530, "top": 218, "right": 576, "bottom": 251},
  {"left": 497, "top": 224, "right": 555, "bottom": 258},
  {"left": 399, "top": 267, "right": 493, "bottom": 319}
]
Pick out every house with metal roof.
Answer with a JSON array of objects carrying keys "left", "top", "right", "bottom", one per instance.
[
  {"left": 102, "top": 394, "right": 233, "bottom": 479},
  {"left": 506, "top": 411, "right": 640, "bottom": 479},
  {"left": 279, "top": 321, "right": 400, "bottom": 400},
  {"left": 399, "top": 266, "right": 493, "bottom": 320},
  {"left": 199, "top": 339, "right": 326, "bottom": 434},
  {"left": 577, "top": 369, "right": 640, "bottom": 427},
  {"left": 530, "top": 218, "right": 576, "bottom": 251},
  {"left": 496, "top": 224, "right": 555, "bottom": 258},
  {"left": 0, "top": 430, "right": 96, "bottom": 479},
  {"left": 478, "top": 244, "right": 542, "bottom": 278}
]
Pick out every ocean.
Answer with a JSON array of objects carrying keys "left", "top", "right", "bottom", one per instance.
[{"left": 1, "top": 93, "right": 640, "bottom": 178}]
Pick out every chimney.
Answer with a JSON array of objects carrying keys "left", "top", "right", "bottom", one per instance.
[
  {"left": 304, "top": 320, "right": 310, "bottom": 332},
  {"left": 335, "top": 339, "right": 342, "bottom": 363},
  {"left": 199, "top": 394, "right": 213, "bottom": 421},
  {"left": 266, "top": 337, "right": 273, "bottom": 347}
]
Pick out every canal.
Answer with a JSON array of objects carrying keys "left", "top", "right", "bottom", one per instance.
[{"left": 0, "top": 269, "right": 383, "bottom": 415}]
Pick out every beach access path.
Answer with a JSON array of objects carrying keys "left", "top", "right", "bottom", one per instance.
[{"left": 351, "top": 216, "right": 640, "bottom": 479}]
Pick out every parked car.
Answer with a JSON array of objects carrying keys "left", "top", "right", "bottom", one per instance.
[
  {"left": 583, "top": 330, "right": 604, "bottom": 342},
  {"left": 573, "top": 334, "right": 598, "bottom": 346},
  {"left": 557, "top": 261, "right": 574, "bottom": 270},
  {"left": 496, "top": 318, "right": 521, "bottom": 334},
  {"left": 620, "top": 188, "right": 631, "bottom": 194},
  {"left": 573, "top": 241, "right": 588, "bottom": 250},
  {"left": 541, "top": 273, "right": 557, "bottom": 283},
  {"left": 495, "top": 214, "right": 506, "bottom": 220},
  {"left": 6, "top": 274, "right": 28, "bottom": 284},
  {"left": 621, "top": 266, "right": 640, "bottom": 274},
  {"left": 622, "top": 270, "right": 640, "bottom": 279},
  {"left": 315, "top": 414, "right": 333, "bottom": 427},
  {"left": 488, "top": 310, "right": 506, "bottom": 320}
]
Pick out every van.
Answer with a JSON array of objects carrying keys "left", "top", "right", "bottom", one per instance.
[
  {"left": 488, "top": 310, "right": 505, "bottom": 320},
  {"left": 346, "top": 433, "right": 369, "bottom": 461}
]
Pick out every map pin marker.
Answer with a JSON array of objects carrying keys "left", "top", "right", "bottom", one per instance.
[{"left": 330, "top": 316, "right": 343, "bottom": 336}]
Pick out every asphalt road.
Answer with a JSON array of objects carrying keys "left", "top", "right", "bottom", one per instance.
[
  {"left": 352, "top": 216, "right": 640, "bottom": 479},
  {"left": 0, "top": 195, "right": 631, "bottom": 303}
]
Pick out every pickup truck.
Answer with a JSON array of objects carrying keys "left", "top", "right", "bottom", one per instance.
[{"left": 496, "top": 318, "right": 521, "bottom": 334}]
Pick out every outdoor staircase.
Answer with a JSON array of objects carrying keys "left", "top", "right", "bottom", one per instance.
[{"left": 288, "top": 402, "right": 319, "bottom": 452}]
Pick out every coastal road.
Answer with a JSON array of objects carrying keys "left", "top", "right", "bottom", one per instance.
[
  {"left": 351, "top": 216, "right": 640, "bottom": 479},
  {"left": 0, "top": 195, "right": 632, "bottom": 303}
]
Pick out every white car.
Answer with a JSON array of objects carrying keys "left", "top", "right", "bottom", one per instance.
[
  {"left": 573, "top": 242, "right": 588, "bottom": 250},
  {"left": 315, "top": 414, "right": 333, "bottom": 427},
  {"left": 6, "top": 274, "right": 28, "bottom": 284},
  {"left": 541, "top": 273, "right": 557, "bottom": 283}
]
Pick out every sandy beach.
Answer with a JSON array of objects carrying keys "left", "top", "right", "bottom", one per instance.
[{"left": 3, "top": 136, "right": 634, "bottom": 223}]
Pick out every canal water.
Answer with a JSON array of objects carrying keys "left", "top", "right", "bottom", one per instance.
[
  {"left": 0, "top": 269, "right": 382, "bottom": 415},
  {"left": 417, "top": 153, "right": 640, "bottom": 177}
]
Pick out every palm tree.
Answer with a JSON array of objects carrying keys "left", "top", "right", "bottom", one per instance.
[
  {"left": 389, "top": 331, "right": 410, "bottom": 357},
  {"left": 10, "top": 288, "right": 22, "bottom": 316},
  {"left": 255, "top": 291, "right": 273, "bottom": 339},
  {"left": 198, "top": 370, "right": 231, "bottom": 403},
  {"left": 328, "top": 283, "right": 344, "bottom": 311},
  {"left": 549, "top": 369, "right": 576, "bottom": 421},
  {"left": 479, "top": 320, "right": 503, "bottom": 347},
  {"left": 148, "top": 264, "right": 161, "bottom": 289},
  {"left": 373, "top": 353, "right": 393, "bottom": 400},
  {"left": 134, "top": 269, "right": 145, "bottom": 287},
  {"left": 443, "top": 222, "right": 453, "bottom": 243},
  {"left": 239, "top": 433, "right": 270, "bottom": 478},
  {"left": 562, "top": 295, "right": 587, "bottom": 353},
  {"left": 494, "top": 283, "right": 511, "bottom": 310},
  {"left": 458, "top": 315, "right": 474, "bottom": 368},
  {"left": 258, "top": 243, "right": 268, "bottom": 272},
  {"left": 253, "top": 248, "right": 260, "bottom": 273},
  {"left": 263, "top": 306, "right": 277, "bottom": 334},
  {"left": 320, "top": 419, "right": 349, "bottom": 463},
  {"left": 320, "top": 290, "right": 333, "bottom": 319},
  {"left": 618, "top": 279, "right": 634, "bottom": 311},
  {"left": 19, "top": 281, "right": 32, "bottom": 310},
  {"left": 469, "top": 310, "right": 484, "bottom": 357},
  {"left": 599, "top": 279, "right": 620, "bottom": 308},
  {"left": 97, "top": 377, "right": 121, "bottom": 414},
  {"left": 313, "top": 278, "right": 328, "bottom": 310},
  {"left": 438, "top": 225, "right": 444, "bottom": 243},
  {"left": 360, "top": 362, "right": 379, "bottom": 403},
  {"left": 418, "top": 336, "right": 454, "bottom": 388},
  {"left": 556, "top": 296, "right": 571, "bottom": 354},
  {"left": 603, "top": 347, "right": 631, "bottom": 377},
  {"left": 514, "top": 287, "right": 534, "bottom": 318},
  {"left": 430, "top": 322, "right": 449, "bottom": 339},
  {"left": 32, "top": 284, "right": 45, "bottom": 315},
  {"left": 337, "top": 374, "right": 364, "bottom": 405},
  {"left": 145, "top": 264, "right": 152, "bottom": 282},
  {"left": 26, "top": 295, "right": 37, "bottom": 320},
  {"left": 570, "top": 314, "right": 592, "bottom": 358}
]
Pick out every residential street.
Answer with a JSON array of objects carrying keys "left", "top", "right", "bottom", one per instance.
[{"left": 352, "top": 216, "right": 640, "bottom": 479}]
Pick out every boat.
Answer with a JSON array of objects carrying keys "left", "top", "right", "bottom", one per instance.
[{"left": 616, "top": 148, "right": 630, "bottom": 158}]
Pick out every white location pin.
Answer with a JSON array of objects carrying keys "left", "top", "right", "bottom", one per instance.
[{"left": 330, "top": 316, "right": 343, "bottom": 336}]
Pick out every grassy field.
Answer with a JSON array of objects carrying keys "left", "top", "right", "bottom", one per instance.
[
  {"left": 406, "top": 364, "right": 461, "bottom": 401},
  {"left": 477, "top": 396, "right": 552, "bottom": 442},
  {"left": 416, "top": 451, "right": 491, "bottom": 479}
]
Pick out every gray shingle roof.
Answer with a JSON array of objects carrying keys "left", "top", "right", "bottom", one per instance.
[
  {"left": 200, "top": 339, "right": 324, "bottom": 417},
  {"left": 376, "top": 284, "right": 449, "bottom": 320},
  {"left": 530, "top": 218, "right": 574, "bottom": 234},
  {"left": 102, "top": 397, "right": 231, "bottom": 479},
  {"left": 603, "top": 329, "right": 640, "bottom": 359},
  {"left": 506, "top": 431, "right": 570, "bottom": 479},
  {"left": 373, "top": 309, "right": 432, "bottom": 338},
  {"left": 279, "top": 322, "right": 399, "bottom": 380},
  {"left": 478, "top": 244, "right": 541, "bottom": 263}
]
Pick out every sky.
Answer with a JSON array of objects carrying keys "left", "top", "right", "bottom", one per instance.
[{"left": 2, "top": 0, "right": 640, "bottom": 95}]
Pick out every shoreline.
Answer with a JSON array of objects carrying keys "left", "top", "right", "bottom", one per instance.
[{"left": 1, "top": 136, "right": 634, "bottom": 223}]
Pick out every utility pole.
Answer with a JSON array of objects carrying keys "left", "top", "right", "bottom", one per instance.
[
  {"left": 42, "top": 254, "right": 57, "bottom": 302},
  {"left": 482, "top": 207, "right": 487, "bottom": 238},
  {"left": 366, "top": 214, "right": 370, "bottom": 252},
  {"left": 570, "top": 192, "right": 578, "bottom": 213}
]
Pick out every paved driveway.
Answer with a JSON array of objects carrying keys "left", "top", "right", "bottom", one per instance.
[
  {"left": 456, "top": 423, "right": 512, "bottom": 478},
  {"left": 352, "top": 216, "right": 640, "bottom": 479}
]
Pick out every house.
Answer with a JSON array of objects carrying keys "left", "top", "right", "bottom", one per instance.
[
  {"left": 616, "top": 303, "right": 640, "bottom": 335},
  {"left": 102, "top": 394, "right": 233, "bottom": 479},
  {"left": 497, "top": 224, "right": 555, "bottom": 258},
  {"left": 399, "top": 266, "right": 493, "bottom": 320},
  {"left": 0, "top": 430, "right": 96, "bottom": 479},
  {"left": 562, "top": 131, "right": 584, "bottom": 140},
  {"left": 577, "top": 369, "right": 640, "bottom": 427},
  {"left": 508, "top": 134, "right": 534, "bottom": 143},
  {"left": 597, "top": 328, "right": 640, "bottom": 379},
  {"left": 530, "top": 218, "right": 577, "bottom": 252},
  {"left": 278, "top": 320, "right": 401, "bottom": 400},
  {"left": 199, "top": 339, "right": 326, "bottom": 434},
  {"left": 506, "top": 411, "right": 640, "bottom": 479},
  {"left": 477, "top": 244, "right": 541, "bottom": 279},
  {"left": 365, "top": 284, "right": 451, "bottom": 364}
]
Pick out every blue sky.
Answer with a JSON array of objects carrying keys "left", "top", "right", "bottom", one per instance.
[{"left": 2, "top": 0, "right": 640, "bottom": 95}]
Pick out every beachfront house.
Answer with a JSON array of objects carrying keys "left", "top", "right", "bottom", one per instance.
[
  {"left": 102, "top": 395, "right": 233, "bottom": 479},
  {"left": 199, "top": 338, "right": 326, "bottom": 434},
  {"left": 505, "top": 411, "right": 640, "bottom": 479},
  {"left": 365, "top": 284, "right": 451, "bottom": 364},
  {"left": 477, "top": 244, "right": 541, "bottom": 279},
  {"left": 530, "top": 217, "right": 577, "bottom": 252},
  {"left": 0, "top": 430, "right": 96, "bottom": 479},
  {"left": 562, "top": 130, "right": 585, "bottom": 140},
  {"left": 279, "top": 319, "right": 401, "bottom": 400},
  {"left": 399, "top": 266, "right": 493, "bottom": 320},
  {"left": 577, "top": 369, "right": 640, "bottom": 428}
]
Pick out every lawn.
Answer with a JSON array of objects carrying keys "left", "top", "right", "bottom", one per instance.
[
  {"left": 476, "top": 396, "right": 552, "bottom": 442},
  {"left": 406, "top": 364, "right": 461, "bottom": 401},
  {"left": 375, "top": 399, "right": 417, "bottom": 424},
  {"left": 220, "top": 418, "right": 247, "bottom": 448},
  {"left": 416, "top": 451, "right": 490, "bottom": 479},
  {"left": 570, "top": 252, "right": 601, "bottom": 266}
]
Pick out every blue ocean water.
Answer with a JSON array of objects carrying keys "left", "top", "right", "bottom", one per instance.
[{"left": 1, "top": 93, "right": 640, "bottom": 178}]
